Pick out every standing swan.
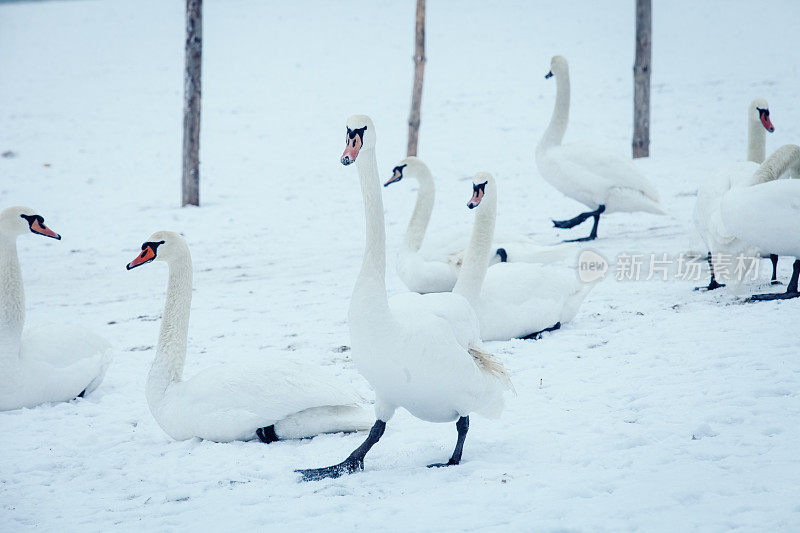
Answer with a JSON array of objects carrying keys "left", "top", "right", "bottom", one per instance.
[
  {"left": 0, "top": 206, "right": 111, "bottom": 411},
  {"left": 454, "top": 174, "right": 595, "bottom": 341},
  {"left": 536, "top": 55, "right": 665, "bottom": 241},
  {"left": 693, "top": 98, "right": 776, "bottom": 290},
  {"left": 126, "top": 231, "right": 373, "bottom": 442},
  {"left": 720, "top": 145, "right": 800, "bottom": 300},
  {"left": 385, "top": 156, "right": 573, "bottom": 293},
  {"left": 296, "top": 116, "right": 513, "bottom": 481}
]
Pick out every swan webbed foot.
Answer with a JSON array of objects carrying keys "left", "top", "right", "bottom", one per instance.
[
  {"left": 563, "top": 235, "right": 596, "bottom": 243},
  {"left": 770, "top": 280, "right": 783, "bottom": 286},
  {"left": 256, "top": 425, "right": 279, "bottom": 444},
  {"left": 748, "top": 259, "right": 800, "bottom": 300},
  {"left": 296, "top": 456, "right": 364, "bottom": 481},
  {"left": 521, "top": 322, "right": 561, "bottom": 340},
  {"left": 77, "top": 389, "right": 86, "bottom": 398},
  {"left": 552, "top": 212, "right": 592, "bottom": 229},
  {"left": 748, "top": 291, "right": 800, "bottom": 301},
  {"left": 694, "top": 279, "right": 726, "bottom": 291},
  {"left": 295, "top": 419, "right": 386, "bottom": 482},
  {"left": 428, "top": 416, "right": 469, "bottom": 469},
  {"left": 495, "top": 248, "right": 508, "bottom": 263}
]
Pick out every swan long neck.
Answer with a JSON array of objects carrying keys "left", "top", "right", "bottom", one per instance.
[
  {"left": 453, "top": 190, "right": 497, "bottom": 303},
  {"left": 402, "top": 166, "right": 435, "bottom": 252},
  {"left": 0, "top": 235, "right": 24, "bottom": 361},
  {"left": 747, "top": 115, "right": 767, "bottom": 164},
  {"left": 538, "top": 70, "right": 570, "bottom": 152},
  {"left": 350, "top": 147, "right": 390, "bottom": 316},
  {"left": 146, "top": 254, "right": 192, "bottom": 407},
  {"left": 752, "top": 144, "right": 800, "bottom": 184}
]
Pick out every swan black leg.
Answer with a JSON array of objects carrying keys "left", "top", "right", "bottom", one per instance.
[
  {"left": 256, "top": 425, "right": 279, "bottom": 443},
  {"left": 750, "top": 259, "right": 800, "bottom": 301},
  {"left": 770, "top": 254, "right": 781, "bottom": 284},
  {"left": 428, "top": 416, "right": 469, "bottom": 468},
  {"left": 521, "top": 321, "right": 561, "bottom": 340},
  {"left": 296, "top": 420, "right": 386, "bottom": 481},
  {"left": 554, "top": 205, "right": 605, "bottom": 242},
  {"left": 695, "top": 252, "right": 726, "bottom": 291}
]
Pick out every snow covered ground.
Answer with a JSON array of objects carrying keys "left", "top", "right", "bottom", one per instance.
[{"left": 1, "top": 0, "right": 799, "bottom": 530}]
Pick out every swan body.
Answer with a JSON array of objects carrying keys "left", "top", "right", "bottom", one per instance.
[
  {"left": 452, "top": 174, "right": 594, "bottom": 341},
  {"left": 720, "top": 145, "right": 800, "bottom": 299},
  {"left": 0, "top": 206, "right": 111, "bottom": 411},
  {"left": 721, "top": 146, "right": 800, "bottom": 258},
  {"left": 126, "top": 231, "right": 372, "bottom": 442},
  {"left": 536, "top": 55, "right": 664, "bottom": 240},
  {"left": 693, "top": 98, "right": 775, "bottom": 288},
  {"left": 297, "top": 116, "right": 512, "bottom": 481},
  {"left": 386, "top": 156, "right": 576, "bottom": 293}
]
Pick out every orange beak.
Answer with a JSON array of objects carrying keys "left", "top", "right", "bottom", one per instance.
[
  {"left": 31, "top": 218, "right": 61, "bottom": 240},
  {"left": 468, "top": 188, "right": 485, "bottom": 209},
  {"left": 126, "top": 246, "right": 156, "bottom": 270},
  {"left": 341, "top": 134, "right": 362, "bottom": 165}
]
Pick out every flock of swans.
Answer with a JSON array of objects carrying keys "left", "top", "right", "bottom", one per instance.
[{"left": 2, "top": 55, "right": 799, "bottom": 481}]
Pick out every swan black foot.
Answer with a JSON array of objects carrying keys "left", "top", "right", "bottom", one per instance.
[
  {"left": 694, "top": 278, "right": 725, "bottom": 291},
  {"left": 428, "top": 416, "right": 469, "bottom": 468},
  {"left": 296, "top": 420, "right": 386, "bottom": 482},
  {"left": 77, "top": 389, "right": 86, "bottom": 398},
  {"left": 748, "top": 259, "right": 800, "bottom": 301},
  {"left": 554, "top": 205, "right": 604, "bottom": 241},
  {"left": 521, "top": 322, "right": 561, "bottom": 340},
  {"left": 495, "top": 248, "right": 508, "bottom": 263},
  {"left": 256, "top": 425, "right": 279, "bottom": 444}
]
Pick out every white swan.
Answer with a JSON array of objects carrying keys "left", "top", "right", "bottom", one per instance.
[
  {"left": 385, "top": 156, "right": 575, "bottom": 294},
  {"left": 453, "top": 173, "right": 594, "bottom": 341},
  {"left": 693, "top": 98, "right": 775, "bottom": 290},
  {"left": 536, "top": 55, "right": 665, "bottom": 241},
  {"left": 0, "top": 206, "right": 111, "bottom": 411},
  {"left": 720, "top": 145, "right": 800, "bottom": 300},
  {"left": 297, "top": 115, "right": 513, "bottom": 481},
  {"left": 125, "top": 231, "right": 373, "bottom": 442}
]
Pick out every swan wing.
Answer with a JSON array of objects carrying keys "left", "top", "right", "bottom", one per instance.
[
  {"left": 721, "top": 179, "right": 800, "bottom": 257},
  {"left": 543, "top": 144, "right": 662, "bottom": 212},
  {"left": 390, "top": 291, "right": 480, "bottom": 350}
]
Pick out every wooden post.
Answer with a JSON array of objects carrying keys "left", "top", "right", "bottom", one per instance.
[
  {"left": 632, "top": 0, "right": 651, "bottom": 158},
  {"left": 182, "top": 0, "right": 202, "bottom": 206},
  {"left": 406, "top": 0, "right": 426, "bottom": 157}
]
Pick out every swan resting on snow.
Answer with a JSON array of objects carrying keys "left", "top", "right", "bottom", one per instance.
[
  {"left": 0, "top": 206, "right": 111, "bottom": 411},
  {"left": 453, "top": 172, "right": 595, "bottom": 341},
  {"left": 384, "top": 156, "right": 576, "bottom": 293},
  {"left": 297, "top": 115, "right": 513, "bottom": 481},
  {"left": 720, "top": 145, "right": 800, "bottom": 300},
  {"left": 126, "top": 231, "right": 372, "bottom": 442},
  {"left": 536, "top": 55, "right": 665, "bottom": 241},
  {"left": 693, "top": 98, "right": 776, "bottom": 291}
]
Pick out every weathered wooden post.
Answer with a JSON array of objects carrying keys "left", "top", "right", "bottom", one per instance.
[
  {"left": 632, "top": 0, "right": 651, "bottom": 158},
  {"left": 182, "top": 0, "right": 202, "bottom": 206},
  {"left": 406, "top": 0, "right": 426, "bottom": 157}
]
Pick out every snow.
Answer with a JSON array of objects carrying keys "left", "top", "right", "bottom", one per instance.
[{"left": 1, "top": 0, "right": 799, "bottom": 530}]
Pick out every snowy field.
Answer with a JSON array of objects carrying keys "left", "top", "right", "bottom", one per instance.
[{"left": 1, "top": 0, "right": 800, "bottom": 530}]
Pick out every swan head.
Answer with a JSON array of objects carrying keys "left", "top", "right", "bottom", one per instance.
[
  {"left": 545, "top": 55, "right": 568, "bottom": 79},
  {"left": 0, "top": 206, "right": 61, "bottom": 240},
  {"left": 126, "top": 230, "right": 188, "bottom": 270},
  {"left": 750, "top": 98, "right": 774, "bottom": 133},
  {"left": 467, "top": 172, "right": 495, "bottom": 210},
  {"left": 341, "top": 114, "right": 376, "bottom": 165},
  {"left": 383, "top": 156, "right": 427, "bottom": 187}
]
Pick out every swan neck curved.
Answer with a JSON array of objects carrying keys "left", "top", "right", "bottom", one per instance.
[
  {"left": 351, "top": 148, "right": 389, "bottom": 315},
  {"left": 146, "top": 255, "right": 192, "bottom": 407},
  {"left": 453, "top": 192, "right": 497, "bottom": 302},
  {"left": 539, "top": 70, "right": 570, "bottom": 151},
  {"left": 403, "top": 166, "right": 435, "bottom": 252},
  {"left": 747, "top": 114, "right": 766, "bottom": 164},
  {"left": 753, "top": 144, "right": 800, "bottom": 184},
  {"left": 0, "top": 235, "right": 23, "bottom": 360}
]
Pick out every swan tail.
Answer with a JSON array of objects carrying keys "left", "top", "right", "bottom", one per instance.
[
  {"left": 81, "top": 343, "right": 114, "bottom": 396},
  {"left": 468, "top": 346, "right": 515, "bottom": 395},
  {"left": 606, "top": 187, "right": 667, "bottom": 216},
  {"left": 273, "top": 404, "right": 374, "bottom": 440},
  {"left": 560, "top": 281, "right": 597, "bottom": 324}
]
